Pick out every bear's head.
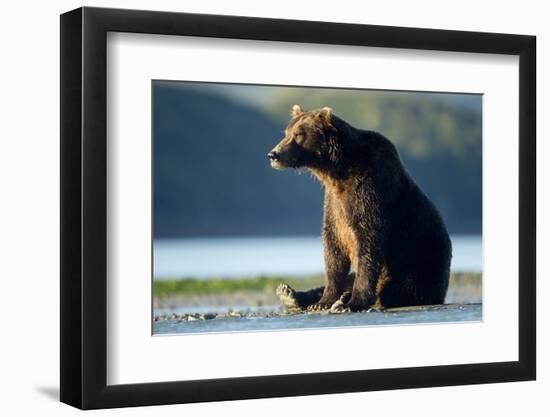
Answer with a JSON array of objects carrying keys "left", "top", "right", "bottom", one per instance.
[{"left": 267, "top": 105, "right": 342, "bottom": 173}]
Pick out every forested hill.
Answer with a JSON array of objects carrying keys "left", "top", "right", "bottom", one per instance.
[{"left": 153, "top": 84, "right": 481, "bottom": 238}]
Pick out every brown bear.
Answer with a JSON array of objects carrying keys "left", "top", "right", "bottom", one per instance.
[{"left": 268, "top": 105, "right": 452, "bottom": 312}]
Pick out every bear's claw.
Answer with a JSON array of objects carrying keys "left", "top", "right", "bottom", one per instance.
[
  {"left": 307, "top": 302, "right": 332, "bottom": 312},
  {"left": 329, "top": 291, "right": 352, "bottom": 313}
]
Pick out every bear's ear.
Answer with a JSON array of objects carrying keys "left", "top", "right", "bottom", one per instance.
[
  {"left": 317, "top": 107, "right": 333, "bottom": 125},
  {"left": 291, "top": 104, "right": 303, "bottom": 118}
]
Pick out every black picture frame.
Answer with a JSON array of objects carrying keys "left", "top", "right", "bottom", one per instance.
[{"left": 60, "top": 6, "right": 536, "bottom": 410}]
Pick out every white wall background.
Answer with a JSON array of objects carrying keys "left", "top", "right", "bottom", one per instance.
[{"left": 0, "top": 0, "right": 545, "bottom": 415}]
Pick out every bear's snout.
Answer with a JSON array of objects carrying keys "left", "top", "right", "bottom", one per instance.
[{"left": 268, "top": 148, "right": 287, "bottom": 170}]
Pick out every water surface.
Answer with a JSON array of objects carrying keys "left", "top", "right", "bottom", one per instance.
[
  {"left": 154, "top": 235, "right": 481, "bottom": 279},
  {"left": 153, "top": 303, "right": 482, "bottom": 335}
]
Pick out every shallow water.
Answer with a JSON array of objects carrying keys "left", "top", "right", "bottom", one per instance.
[
  {"left": 153, "top": 304, "right": 482, "bottom": 335},
  {"left": 154, "top": 235, "right": 481, "bottom": 279}
]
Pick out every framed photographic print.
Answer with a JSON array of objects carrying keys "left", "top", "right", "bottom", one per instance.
[{"left": 60, "top": 6, "right": 536, "bottom": 409}]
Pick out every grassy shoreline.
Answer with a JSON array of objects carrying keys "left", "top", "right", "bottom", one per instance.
[{"left": 154, "top": 272, "right": 481, "bottom": 297}]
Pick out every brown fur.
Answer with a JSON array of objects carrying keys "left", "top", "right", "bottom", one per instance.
[
  {"left": 268, "top": 105, "right": 452, "bottom": 311},
  {"left": 321, "top": 181, "right": 360, "bottom": 271}
]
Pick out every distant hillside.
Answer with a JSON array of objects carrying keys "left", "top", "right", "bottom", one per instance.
[
  {"left": 267, "top": 89, "right": 482, "bottom": 160},
  {"left": 154, "top": 83, "right": 323, "bottom": 237},
  {"left": 154, "top": 83, "right": 481, "bottom": 238}
]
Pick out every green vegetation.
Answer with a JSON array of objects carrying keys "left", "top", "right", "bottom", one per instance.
[
  {"left": 153, "top": 273, "right": 481, "bottom": 298},
  {"left": 153, "top": 275, "right": 324, "bottom": 297},
  {"left": 267, "top": 89, "right": 481, "bottom": 160}
]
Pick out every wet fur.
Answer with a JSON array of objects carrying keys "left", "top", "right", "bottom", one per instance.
[{"left": 270, "top": 106, "right": 452, "bottom": 311}]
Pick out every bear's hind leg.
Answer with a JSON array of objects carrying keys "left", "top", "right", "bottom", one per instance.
[
  {"left": 277, "top": 273, "right": 356, "bottom": 313},
  {"left": 276, "top": 283, "right": 324, "bottom": 312},
  {"left": 378, "top": 271, "right": 448, "bottom": 308}
]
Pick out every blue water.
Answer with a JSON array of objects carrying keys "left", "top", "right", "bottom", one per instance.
[
  {"left": 153, "top": 304, "right": 482, "bottom": 335},
  {"left": 153, "top": 235, "right": 481, "bottom": 279}
]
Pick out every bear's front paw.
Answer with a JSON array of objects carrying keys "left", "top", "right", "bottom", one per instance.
[
  {"left": 308, "top": 291, "right": 343, "bottom": 312},
  {"left": 366, "top": 301, "right": 386, "bottom": 312},
  {"left": 329, "top": 291, "right": 352, "bottom": 314},
  {"left": 342, "top": 294, "right": 378, "bottom": 312}
]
